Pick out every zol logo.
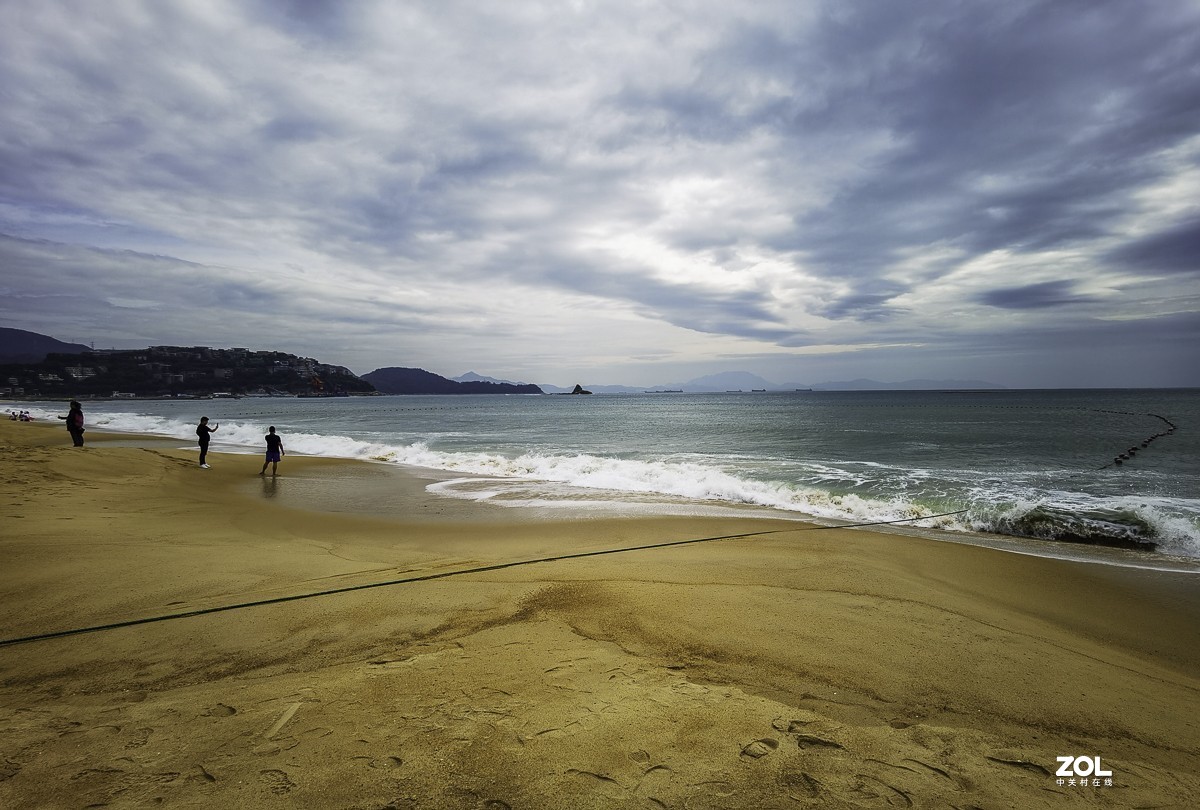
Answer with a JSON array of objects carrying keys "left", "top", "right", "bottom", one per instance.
[{"left": 1056, "top": 756, "right": 1112, "bottom": 778}]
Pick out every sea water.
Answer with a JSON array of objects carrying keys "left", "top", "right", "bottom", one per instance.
[{"left": 12, "top": 389, "right": 1200, "bottom": 568}]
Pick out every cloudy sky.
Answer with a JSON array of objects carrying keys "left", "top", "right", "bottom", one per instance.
[{"left": 2, "top": 1, "right": 1198, "bottom": 388}]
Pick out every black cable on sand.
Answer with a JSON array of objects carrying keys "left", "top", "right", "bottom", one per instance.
[{"left": 0, "top": 509, "right": 968, "bottom": 649}]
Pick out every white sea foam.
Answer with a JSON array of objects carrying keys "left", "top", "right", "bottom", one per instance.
[
  {"left": 16, "top": 404, "right": 940, "bottom": 522},
  {"left": 11, "top": 402, "right": 1198, "bottom": 559}
]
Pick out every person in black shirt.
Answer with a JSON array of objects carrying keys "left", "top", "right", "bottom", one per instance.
[
  {"left": 196, "top": 416, "right": 218, "bottom": 468},
  {"left": 260, "top": 425, "right": 285, "bottom": 476}
]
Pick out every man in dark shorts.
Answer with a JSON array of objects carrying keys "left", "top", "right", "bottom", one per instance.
[
  {"left": 196, "top": 416, "right": 218, "bottom": 468},
  {"left": 260, "top": 426, "right": 285, "bottom": 476}
]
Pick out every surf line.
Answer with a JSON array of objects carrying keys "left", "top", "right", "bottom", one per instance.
[{"left": 0, "top": 510, "right": 968, "bottom": 649}]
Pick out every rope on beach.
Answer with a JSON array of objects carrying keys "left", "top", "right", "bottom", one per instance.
[{"left": 0, "top": 509, "right": 969, "bottom": 649}]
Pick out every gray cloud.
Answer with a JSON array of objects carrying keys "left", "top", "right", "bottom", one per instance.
[
  {"left": 979, "top": 280, "right": 1098, "bottom": 310},
  {"left": 767, "top": 2, "right": 1200, "bottom": 266},
  {"left": 1, "top": 1, "right": 1198, "bottom": 386},
  {"left": 1108, "top": 220, "right": 1200, "bottom": 276}
]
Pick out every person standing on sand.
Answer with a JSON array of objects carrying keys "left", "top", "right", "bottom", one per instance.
[
  {"left": 259, "top": 426, "right": 285, "bottom": 476},
  {"left": 196, "top": 416, "right": 218, "bottom": 468},
  {"left": 59, "top": 401, "right": 85, "bottom": 446}
]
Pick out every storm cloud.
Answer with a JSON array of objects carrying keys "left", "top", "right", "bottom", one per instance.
[{"left": 1, "top": 0, "right": 1198, "bottom": 387}]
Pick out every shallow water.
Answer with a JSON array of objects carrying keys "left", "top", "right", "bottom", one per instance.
[{"left": 14, "top": 388, "right": 1199, "bottom": 567}]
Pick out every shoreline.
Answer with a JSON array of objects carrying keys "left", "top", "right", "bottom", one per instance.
[
  {"left": 8, "top": 395, "right": 1199, "bottom": 567},
  {"left": 3, "top": 419, "right": 1200, "bottom": 807},
  {"left": 19, "top": 406, "right": 1200, "bottom": 573}
]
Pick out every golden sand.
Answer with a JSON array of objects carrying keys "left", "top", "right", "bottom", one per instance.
[{"left": 2, "top": 418, "right": 1199, "bottom": 808}]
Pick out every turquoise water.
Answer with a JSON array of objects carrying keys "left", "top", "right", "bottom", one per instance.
[{"left": 15, "top": 389, "right": 1200, "bottom": 564}]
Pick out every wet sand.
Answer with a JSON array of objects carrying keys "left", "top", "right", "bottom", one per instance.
[{"left": 2, "top": 418, "right": 1199, "bottom": 808}]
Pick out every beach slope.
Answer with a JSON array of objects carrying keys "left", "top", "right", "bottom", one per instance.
[{"left": 2, "top": 419, "right": 1199, "bottom": 808}]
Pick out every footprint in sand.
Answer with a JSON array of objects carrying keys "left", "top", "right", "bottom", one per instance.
[
  {"left": 740, "top": 738, "right": 780, "bottom": 759},
  {"left": 0, "top": 759, "right": 21, "bottom": 781},
  {"left": 793, "top": 734, "right": 843, "bottom": 750},
  {"left": 124, "top": 727, "right": 153, "bottom": 749},
  {"left": 62, "top": 724, "right": 120, "bottom": 738},
  {"left": 781, "top": 770, "right": 822, "bottom": 799},
  {"left": 368, "top": 756, "right": 403, "bottom": 769},
  {"left": 259, "top": 768, "right": 295, "bottom": 795},
  {"left": 189, "top": 764, "right": 217, "bottom": 783},
  {"left": 851, "top": 773, "right": 913, "bottom": 808},
  {"left": 207, "top": 704, "right": 237, "bottom": 717},
  {"left": 772, "top": 711, "right": 823, "bottom": 732}
]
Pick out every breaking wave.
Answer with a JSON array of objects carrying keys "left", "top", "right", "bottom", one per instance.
[{"left": 15, "top": 405, "right": 1200, "bottom": 560}]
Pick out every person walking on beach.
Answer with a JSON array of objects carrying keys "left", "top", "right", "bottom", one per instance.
[
  {"left": 59, "top": 401, "right": 85, "bottom": 446},
  {"left": 259, "top": 426, "right": 285, "bottom": 476},
  {"left": 196, "top": 416, "right": 218, "bottom": 468}
]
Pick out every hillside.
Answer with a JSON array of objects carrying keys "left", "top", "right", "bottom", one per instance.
[
  {"left": 2, "top": 345, "right": 374, "bottom": 398},
  {"left": 364, "top": 367, "right": 543, "bottom": 395},
  {"left": 0, "top": 327, "right": 91, "bottom": 363}
]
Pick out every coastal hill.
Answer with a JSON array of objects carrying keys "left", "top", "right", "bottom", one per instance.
[
  {"left": 1, "top": 344, "right": 373, "bottom": 399},
  {"left": 0, "top": 327, "right": 91, "bottom": 363},
  {"left": 0, "top": 331, "right": 547, "bottom": 399},
  {"left": 363, "top": 367, "right": 543, "bottom": 395},
  {"left": 1, "top": 330, "right": 1003, "bottom": 399}
]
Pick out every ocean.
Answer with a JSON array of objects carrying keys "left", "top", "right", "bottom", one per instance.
[{"left": 12, "top": 388, "right": 1200, "bottom": 570}]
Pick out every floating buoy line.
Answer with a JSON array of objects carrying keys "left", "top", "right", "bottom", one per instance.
[
  {"left": 1095, "top": 411, "right": 1178, "bottom": 470},
  {"left": 106, "top": 401, "right": 1180, "bottom": 473}
]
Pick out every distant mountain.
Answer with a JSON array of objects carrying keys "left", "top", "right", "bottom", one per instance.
[
  {"left": 456, "top": 372, "right": 607, "bottom": 394},
  {"left": 454, "top": 371, "right": 524, "bottom": 386},
  {"left": 543, "top": 372, "right": 786, "bottom": 394},
  {"left": 811, "top": 379, "right": 1008, "bottom": 393},
  {"left": 364, "top": 367, "right": 543, "bottom": 395},
  {"left": 538, "top": 383, "right": 647, "bottom": 394},
  {"left": 539, "top": 372, "right": 1005, "bottom": 393},
  {"left": 810, "top": 378, "right": 1006, "bottom": 391},
  {"left": 681, "top": 371, "right": 779, "bottom": 392},
  {"left": 0, "top": 328, "right": 91, "bottom": 363}
]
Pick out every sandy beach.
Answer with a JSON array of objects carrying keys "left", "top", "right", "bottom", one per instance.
[{"left": 2, "top": 418, "right": 1199, "bottom": 808}]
